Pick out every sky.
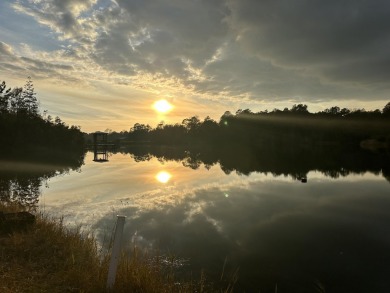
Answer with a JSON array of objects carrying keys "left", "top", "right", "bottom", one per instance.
[{"left": 1, "top": 0, "right": 390, "bottom": 132}]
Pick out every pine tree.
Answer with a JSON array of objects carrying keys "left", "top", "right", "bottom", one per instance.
[
  {"left": 9, "top": 87, "right": 24, "bottom": 114},
  {"left": 21, "top": 76, "right": 39, "bottom": 117},
  {"left": 0, "top": 81, "right": 9, "bottom": 113}
]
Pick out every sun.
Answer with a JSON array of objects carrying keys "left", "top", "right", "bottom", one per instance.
[
  {"left": 155, "top": 171, "right": 172, "bottom": 183},
  {"left": 153, "top": 99, "right": 173, "bottom": 113}
]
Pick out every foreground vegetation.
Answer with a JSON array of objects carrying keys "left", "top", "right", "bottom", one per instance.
[{"left": 0, "top": 203, "right": 234, "bottom": 293}]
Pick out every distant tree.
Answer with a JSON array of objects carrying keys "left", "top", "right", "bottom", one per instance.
[
  {"left": 199, "top": 116, "right": 219, "bottom": 139},
  {"left": 21, "top": 76, "right": 39, "bottom": 117},
  {"left": 219, "top": 111, "right": 233, "bottom": 126},
  {"left": 182, "top": 116, "right": 201, "bottom": 131},
  {"left": 9, "top": 87, "right": 24, "bottom": 114},
  {"left": 383, "top": 102, "right": 390, "bottom": 117},
  {"left": 235, "top": 109, "right": 253, "bottom": 121},
  {"left": 156, "top": 121, "right": 165, "bottom": 129},
  {"left": 129, "top": 123, "right": 151, "bottom": 141},
  {"left": 6, "top": 77, "right": 39, "bottom": 117},
  {"left": 55, "top": 116, "right": 64, "bottom": 126},
  {"left": 46, "top": 114, "right": 53, "bottom": 123},
  {"left": 130, "top": 123, "right": 151, "bottom": 133},
  {"left": 291, "top": 104, "right": 309, "bottom": 114},
  {"left": 324, "top": 106, "right": 341, "bottom": 116},
  {"left": 340, "top": 108, "right": 350, "bottom": 116},
  {"left": 0, "top": 81, "right": 10, "bottom": 113}
]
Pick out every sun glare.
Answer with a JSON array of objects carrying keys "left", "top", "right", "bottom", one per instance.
[
  {"left": 153, "top": 99, "right": 173, "bottom": 113},
  {"left": 156, "top": 171, "right": 172, "bottom": 183}
]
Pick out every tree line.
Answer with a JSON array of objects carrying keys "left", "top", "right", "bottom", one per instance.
[
  {"left": 103, "top": 102, "right": 390, "bottom": 149},
  {"left": 0, "top": 77, "right": 84, "bottom": 154}
]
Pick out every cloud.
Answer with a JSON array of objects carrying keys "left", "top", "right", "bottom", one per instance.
[
  {"left": 3, "top": 0, "right": 390, "bottom": 119},
  {"left": 0, "top": 41, "right": 81, "bottom": 83},
  {"left": 89, "top": 0, "right": 349, "bottom": 101},
  {"left": 199, "top": 41, "right": 344, "bottom": 100},
  {"left": 90, "top": 0, "right": 231, "bottom": 85},
  {"left": 226, "top": 0, "right": 390, "bottom": 85},
  {"left": 0, "top": 41, "right": 14, "bottom": 56},
  {"left": 12, "top": 0, "right": 98, "bottom": 42}
]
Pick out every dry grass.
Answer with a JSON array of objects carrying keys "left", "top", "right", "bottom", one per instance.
[
  {"left": 1, "top": 209, "right": 103, "bottom": 292},
  {"left": 0, "top": 203, "right": 235, "bottom": 292}
]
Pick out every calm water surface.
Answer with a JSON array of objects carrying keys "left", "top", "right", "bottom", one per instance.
[{"left": 3, "top": 150, "right": 390, "bottom": 292}]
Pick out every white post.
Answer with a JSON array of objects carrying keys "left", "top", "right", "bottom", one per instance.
[{"left": 107, "top": 215, "right": 126, "bottom": 290}]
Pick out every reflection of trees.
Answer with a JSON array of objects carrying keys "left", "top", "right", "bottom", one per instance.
[
  {"left": 182, "top": 152, "right": 202, "bottom": 170},
  {"left": 0, "top": 152, "right": 85, "bottom": 208},
  {"left": 131, "top": 153, "right": 152, "bottom": 162},
  {"left": 119, "top": 144, "right": 390, "bottom": 181},
  {"left": 0, "top": 175, "right": 41, "bottom": 208}
]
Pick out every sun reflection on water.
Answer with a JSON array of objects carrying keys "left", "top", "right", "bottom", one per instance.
[{"left": 155, "top": 171, "right": 172, "bottom": 183}]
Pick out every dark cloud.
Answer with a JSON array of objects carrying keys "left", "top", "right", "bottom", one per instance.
[
  {"left": 13, "top": 0, "right": 97, "bottom": 41},
  {"left": 226, "top": 0, "right": 390, "bottom": 84},
  {"left": 90, "top": 0, "right": 390, "bottom": 100},
  {"left": 200, "top": 42, "right": 343, "bottom": 99},
  {"left": 91, "top": 0, "right": 230, "bottom": 79}
]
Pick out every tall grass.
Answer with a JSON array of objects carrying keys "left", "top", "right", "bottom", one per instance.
[{"left": 0, "top": 203, "right": 235, "bottom": 292}]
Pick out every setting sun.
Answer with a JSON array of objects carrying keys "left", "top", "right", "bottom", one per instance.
[
  {"left": 153, "top": 99, "right": 173, "bottom": 113},
  {"left": 155, "top": 171, "right": 172, "bottom": 183}
]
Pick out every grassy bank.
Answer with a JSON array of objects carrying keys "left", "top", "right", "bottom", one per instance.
[{"left": 0, "top": 203, "right": 233, "bottom": 292}]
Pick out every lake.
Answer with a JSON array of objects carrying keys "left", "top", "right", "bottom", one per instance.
[{"left": 1, "top": 147, "right": 390, "bottom": 292}]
